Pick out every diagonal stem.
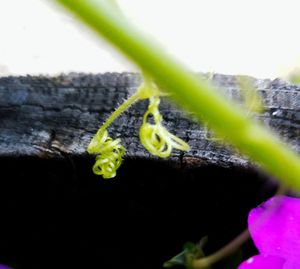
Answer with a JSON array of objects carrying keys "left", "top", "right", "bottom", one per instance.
[{"left": 56, "top": 0, "right": 300, "bottom": 192}]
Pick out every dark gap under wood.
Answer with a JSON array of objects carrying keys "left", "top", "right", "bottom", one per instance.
[{"left": 0, "top": 157, "right": 277, "bottom": 269}]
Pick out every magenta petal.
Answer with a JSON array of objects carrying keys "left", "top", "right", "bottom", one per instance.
[
  {"left": 283, "top": 260, "right": 300, "bottom": 269},
  {"left": 248, "top": 195, "right": 300, "bottom": 261},
  {"left": 238, "top": 255, "right": 285, "bottom": 269}
]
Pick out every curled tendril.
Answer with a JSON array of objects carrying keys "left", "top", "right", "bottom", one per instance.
[
  {"left": 87, "top": 130, "right": 125, "bottom": 179},
  {"left": 87, "top": 76, "right": 188, "bottom": 178},
  {"left": 139, "top": 96, "right": 190, "bottom": 158}
]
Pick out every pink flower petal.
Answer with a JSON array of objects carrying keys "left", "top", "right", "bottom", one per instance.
[
  {"left": 248, "top": 195, "right": 300, "bottom": 262},
  {"left": 283, "top": 260, "right": 300, "bottom": 269},
  {"left": 238, "top": 255, "right": 285, "bottom": 269}
]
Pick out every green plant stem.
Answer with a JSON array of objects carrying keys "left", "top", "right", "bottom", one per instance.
[
  {"left": 191, "top": 229, "right": 250, "bottom": 268},
  {"left": 56, "top": 0, "right": 300, "bottom": 192},
  {"left": 87, "top": 90, "right": 140, "bottom": 155}
]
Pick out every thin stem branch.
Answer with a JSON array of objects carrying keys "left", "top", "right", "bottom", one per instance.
[
  {"left": 191, "top": 229, "right": 250, "bottom": 268},
  {"left": 97, "top": 91, "right": 140, "bottom": 134},
  {"left": 191, "top": 185, "right": 287, "bottom": 268},
  {"left": 87, "top": 90, "right": 140, "bottom": 155}
]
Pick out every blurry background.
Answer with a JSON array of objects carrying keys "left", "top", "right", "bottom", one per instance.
[{"left": 0, "top": 0, "right": 300, "bottom": 79}]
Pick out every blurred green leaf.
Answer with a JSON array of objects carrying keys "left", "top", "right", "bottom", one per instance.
[
  {"left": 288, "top": 69, "right": 300, "bottom": 84},
  {"left": 236, "top": 75, "right": 264, "bottom": 113},
  {"left": 163, "top": 238, "right": 209, "bottom": 268}
]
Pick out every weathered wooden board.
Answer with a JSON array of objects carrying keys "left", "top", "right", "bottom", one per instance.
[{"left": 0, "top": 73, "right": 299, "bottom": 168}]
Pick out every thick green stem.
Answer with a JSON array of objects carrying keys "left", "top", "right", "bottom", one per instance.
[{"left": 56, "top": 0, "right": 300, "bottom": 192}]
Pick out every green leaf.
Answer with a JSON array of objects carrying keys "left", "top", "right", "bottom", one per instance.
[{"left": 163, "top": 239, "right": 208, "bottom": 268}]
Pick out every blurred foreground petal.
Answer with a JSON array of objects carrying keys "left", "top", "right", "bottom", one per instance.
[
  {"left": 239, "top": 196, "right": 300, "bottom": 268},
  {"left": 238, "top": 255, "right": 285, "bottom": 269},
  {"left": 248, "top": 196, "right": 300, "bottom": 261}
]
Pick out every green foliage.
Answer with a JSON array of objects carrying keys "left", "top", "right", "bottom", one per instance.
[
  {"left": 164, "top": 241, "right": 208, "bottom": 269},
  {"left": 54, "top": 0, "right": 300, "bottom": 267},
  {"left": 288, "top": 69, "right": 300, "bottom": 84},
  {"left": 56, "top": 0, "right": 300, "bottom": 191}
]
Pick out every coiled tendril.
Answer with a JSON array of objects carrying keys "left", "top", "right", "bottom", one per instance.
[
  {"left": 139, "top": 96, "right": 190, "bottom": 158},
  {"left": 87, "top": 130, "right": 125, "bottom": 179},
  {"left": 87, "top": 75, "right": 189, "bottom": 178}
]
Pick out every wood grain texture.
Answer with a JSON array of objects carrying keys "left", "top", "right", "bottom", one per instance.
[{"left": 0, "top": 73, "right": 299, "bottom": 168}]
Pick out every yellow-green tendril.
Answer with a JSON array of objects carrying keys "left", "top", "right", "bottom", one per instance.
[
  {"left": 140, "top": 96, "right": 190, "bottom": 158},
  {"left": 88, "top": 130, "right": 125, "bottom": 179},
  {"left": 236, "top": 75, "right": 264, "bottom": 114},
  {"left": 88, "top": 75, "right": 189, "bottom": 178},
  {"left": 87, "top": 92, "right": 139, "bottom": 179}
]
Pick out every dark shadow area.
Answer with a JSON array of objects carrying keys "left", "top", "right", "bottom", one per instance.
[{"left": 0, "top": 157, "right": 278, "bottom": 269}]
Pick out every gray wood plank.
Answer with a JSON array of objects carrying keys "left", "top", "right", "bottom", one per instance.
[{"left": 0, "top": 73, "right": 299, "bottom": 168}]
